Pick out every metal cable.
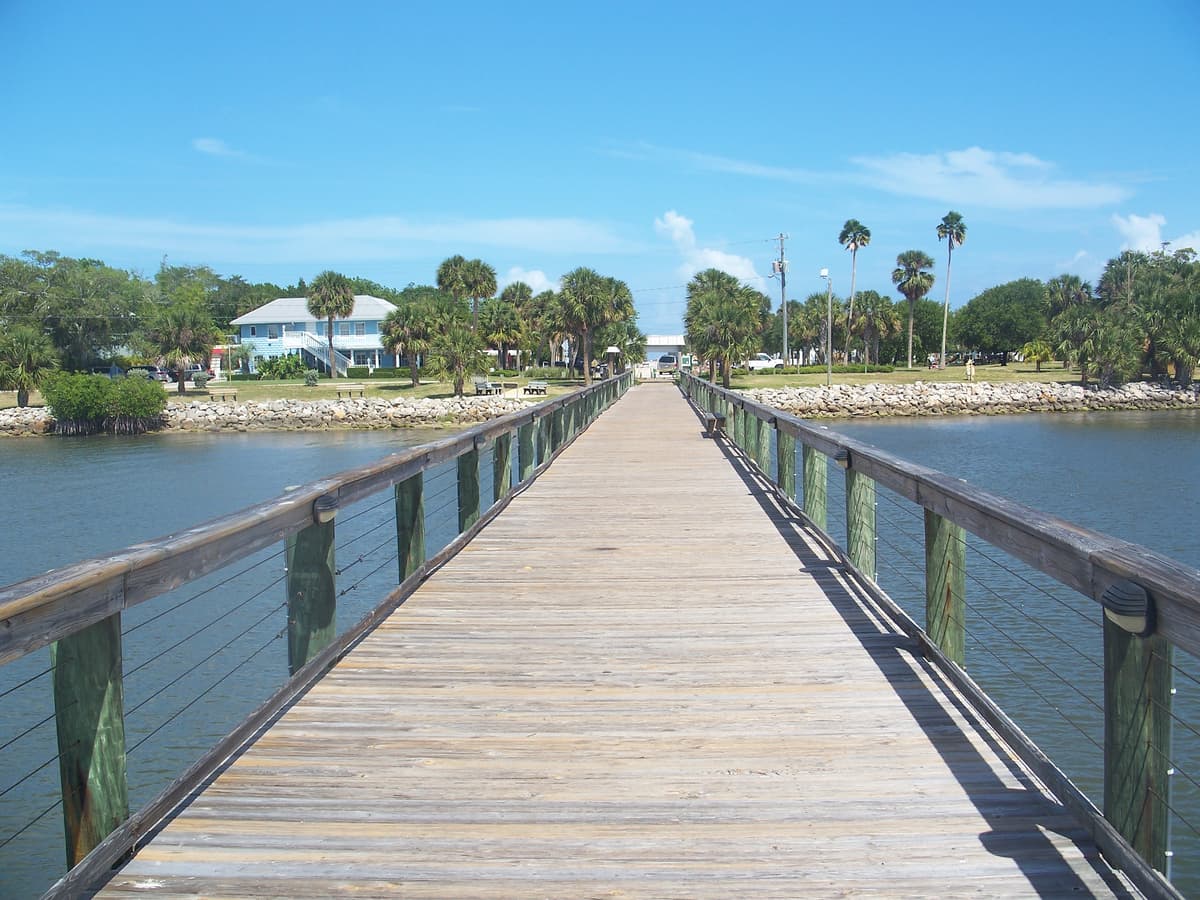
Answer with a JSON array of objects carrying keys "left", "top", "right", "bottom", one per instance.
[
  {"left": 125, "top": 599, "right": 287, "bottom": 727},
  {"left": 0, "top": 664, "right": 54, "bottom": 700}
]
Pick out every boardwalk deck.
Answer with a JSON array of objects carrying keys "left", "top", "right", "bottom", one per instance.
[{"left": 100, "top": 383, "right": 1134, "bottom": 898}]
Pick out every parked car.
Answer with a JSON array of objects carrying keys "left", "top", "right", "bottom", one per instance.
[
  {"left": 745, "top": 353, "right": 784, "bottom": 372},
  {"left": 89, "top": 364, "right": 124, "bottom": 378},
  {"left": 126, "top": 365, "right": 170, "bottom": 382},
  {"left": 168, "top": 363, "right": 212, "bottom": 383},
  {"left": 657, "top": 354, "right": 679, "bottom": 374}
]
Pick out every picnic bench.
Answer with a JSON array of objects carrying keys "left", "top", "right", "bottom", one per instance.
[
  {"left": 523, "top": 380, "right": 548, "bottom": 395},
  {"left": 336, "top": 383, "right": 366, "bottom": 399},
  {"left": 472, "top": 376, "right": 502, "bottom": 395},
  {"left": 207, "top": 386, "right": 238, "bottom": 402}
]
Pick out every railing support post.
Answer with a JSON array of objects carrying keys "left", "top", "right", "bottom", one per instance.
[
  {"left": 846, "top": 468, "right": 877, "bottom": 581},
  {"left": 518, "top": 421, "right": 535, "bottom": 482},
  {"left": 777, "top": 430, "right": 796, "bottom": 499},
  {"left": 755, "top": 416, "right": 771, "bottom": 473},
  {"left": 395, "top": 472, "right": 425, "bottom": 582},
  {"left": 286, "top": 516, "right": 337, "bottom": 675},
  {"left": 457, "top": 447, "right": 481, "bottom": 533},
  {"left": 802, "top": 444, "right": 827, "bottom": 530},
  {"left": 551, "top": 407, "right": 565, "bottom": 453},
  {"left": 493, "top": 433, "right": 512, "bottom": 503},
  {"left": 538, "top": 414, "right": 552, "bottom": 465},
  {"left": 924, "top": 509, "right": 965, "bottom": 665},
  {"left": 52, "top": 613, "right": 129, "bottom": 867},
  {"left": 1104, "top": 624, "right": 1171, "bottom": 873}
]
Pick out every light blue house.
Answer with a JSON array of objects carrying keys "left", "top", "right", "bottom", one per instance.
[{"left": 230, "top": 295, "right": 399, "bottom": 376}]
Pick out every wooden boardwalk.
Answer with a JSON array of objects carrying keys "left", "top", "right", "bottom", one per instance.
[{"left": 100, "top": 383, "right": 1134, "bottom": 898}]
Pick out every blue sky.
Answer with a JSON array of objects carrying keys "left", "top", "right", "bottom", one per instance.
[{"left": 2, "top": 0, "right": 1197, "bottom": 334}]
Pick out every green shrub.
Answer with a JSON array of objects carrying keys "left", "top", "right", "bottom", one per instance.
[
  {"left": 193, "top": 372, "right": 210, "bottom": 388},
  {"left": 368, "top": 367, "right": 402, "bottom": 379},
  {"left": 346, "top": 366, "right": 370, "bottom": 379},
  {"left": 43, "top": 373, "right": 166, "bottom": 435},
  {"left": 304, "top": 369, "right": 319, "bottom": 387},
  {"left": 256, "top": 354, "right": 308, "bottom": 380}
]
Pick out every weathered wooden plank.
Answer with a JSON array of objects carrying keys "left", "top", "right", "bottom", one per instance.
[
  {"left": 802, "top": 444, "right": 827, "bottom": 530},
  {"left": 846, "top": 467, "right": 876, "bottom": 581},
  {"left": 492, "top": 432, "right": 512, "bottom": 504},
  {"left": 92, "top": 383, "right": 1136, "bottom": 900},
  {"left": 285, "top": 519, "right": 337, "bottom": 675},
  {"left": 457, "top": 447, "right": 481, "bottom": 534},
  {"left": 924, "top": 508, "right": 966, "bottom": 666}
]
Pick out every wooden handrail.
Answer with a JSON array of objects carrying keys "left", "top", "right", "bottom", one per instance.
[
  {"left": 0, "top": 376, "right": 626, "bottom": 666},
  {"left": 683, "top": 373, "right": 1200, "bottom": 658}
]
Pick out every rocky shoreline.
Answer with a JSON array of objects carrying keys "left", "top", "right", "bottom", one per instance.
[
  {"left": 0, "top": 395, "right": 532, "bottom": 437},
  {"left": 3, "top": 381, "right": 1198, "bottom": 436},
  {"left": 744, "top": 380, "right": 1200, "bottom": 418}
]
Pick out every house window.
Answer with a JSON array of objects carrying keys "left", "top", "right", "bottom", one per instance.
[
  {"left": 249, "top": 326, "right": 257, "bottom": 337},
  {"left": 268, "top": 327, "right": 279, "bottom": 339},
  {"left": 338, "top": 322, "right": 352, "bottom": 336},
  {"left": 355, "top": 322, "right": 366, "bottom": 336}
]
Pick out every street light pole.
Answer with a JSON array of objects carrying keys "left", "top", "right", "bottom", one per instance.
[{"left": 820, "top": 268, "right": 832, "bottom": 386}]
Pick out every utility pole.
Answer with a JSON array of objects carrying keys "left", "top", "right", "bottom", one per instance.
[{"left": 772, "top": 234, "right": 788, "bottom": 366}]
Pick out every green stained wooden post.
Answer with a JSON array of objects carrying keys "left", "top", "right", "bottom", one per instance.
[
  {"left": 845, "top": 468, "right": 877, "bottom": 581},
  {"left": 518, "top": 421, "right": 535, "bottom": 481},
  {"left": 734, "top": 407, "right": 745, "bottom": 452},
  {"left": 549, "top": 407, "right": 563, "bottom": 453},
  {"left": 802, "top": 444, "right": 827, "bottom": 531},
  {"left": 286, "top": 516, "right": 337, "bottom": 675},
  {"left": 924, "top": 509, "right": 965, "bottom": 666},
  {"left": 757, "top": 417, "right": 771, "bottom": 474},
  {"left": 538, "top": 414, "right": 552, "bottom": 465},
  {"left": 493, "top": 433, "right": 512, "bottom": 503},
  {"left": 457, "top": 446, "right": 481, "bottom": 533},
  {"left": 395, "top": 471, "right": 425, "bottom": 582},
  {"left": 52, "top": 614, "right": 129, "bottom": 867},
  {"left": 1104, "top": 624, "right": 1172, "bottom": 872},
  {"left": 777, "top": 430, "right": 796, "bottom": 499}
]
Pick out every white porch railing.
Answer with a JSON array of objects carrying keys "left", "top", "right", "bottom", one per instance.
[{"left": 283, "top": 330, "right": 352, "bottom": 376}]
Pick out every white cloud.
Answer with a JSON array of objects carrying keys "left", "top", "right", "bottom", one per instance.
[
  {"left": 502, "top": 266, "right": 558, "bottom": 293},
  {"left": 192, "top": 137, "right": 246, "bottom": 158},
  {"left": 851, "top": 147, "right": 1129, "bottom": 209},
  {"left": 1112, "top": 213, "right": 1200, "bottom": 253},
  {"left": 1053, "top": 249, "right": 1091, "bottom": 271},
  {"left": 653, "top": 210, "right": 764, "bottom": 289},
  {"left": 0, "top": 205, "right": 636, "bottom": 264}
]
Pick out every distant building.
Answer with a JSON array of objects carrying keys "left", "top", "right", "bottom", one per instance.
[
  {"left": 230, "top": 295, "right": 399, "bottom": 375},
  {"left": 644, "top": 334, "right": 686, "bottom": 367}
]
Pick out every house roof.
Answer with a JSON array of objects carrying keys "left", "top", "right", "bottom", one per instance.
[
  {"left": 645, "top": 334, "right": 685, "bottom": 345},
  {"left": 231, "top": 295, "right": 397, "bottom": 326}
]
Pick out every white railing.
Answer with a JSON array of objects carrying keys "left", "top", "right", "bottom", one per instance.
[{"left": 284, "top": 330, "right": 352, "bottom": 376}]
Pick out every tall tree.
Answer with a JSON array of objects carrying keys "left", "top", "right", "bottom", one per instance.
[
  {"left": 854, "top": 290, "right": 901, "bottom": 365},
  {"left": 0, "top": 325, "right": 59, "bottom": 407},
  {"left": 150, "top": 300, "right": 220, "bottom": 394},
  {"left": 684, "top": 268, "right": 764, "bottom": 388},
  {"left": 306, "top": 270, "right": 356, "bottom": 378},
  {"left": 559, "top": 268, "right": 633, "bottom": 385},
  {"left": 936, "top": 211, "right": 967, "bottom": 368},
  {"left": 838, "top": 219, "right": 871, "bottom": 361},
  {"left": 479, "top": 296, "right": 523, "bottom": 371},
  {"left": 463, "top": 259, "right": 497, "bottom": 331},
  {"left": 381, "top": 296, "right": 441, "bottom": 387},
  {"left": 436, "top": 255, "right": 470, "bottom": 312},
  {"left": 892, "top": 250, "right": 936, "bottom": 369}
]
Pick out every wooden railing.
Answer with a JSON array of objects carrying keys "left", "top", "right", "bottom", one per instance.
[
  {"left": 0, "top": 371, "right": 633, "bottom": 896},
  {"left": 682, "top": 371, "right": 1196, "bottom": 900}
]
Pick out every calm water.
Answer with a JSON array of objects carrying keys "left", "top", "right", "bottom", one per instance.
[{"left": 1, "top": 412, "right": 1197, "bottom": 896}]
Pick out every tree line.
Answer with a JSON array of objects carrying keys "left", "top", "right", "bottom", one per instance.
[{"left": 0, "top": 250, "right": 647, "bottom": 405}]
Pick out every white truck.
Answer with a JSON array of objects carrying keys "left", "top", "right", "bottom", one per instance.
[{"left": 744, "top": 353, "right": 784, "bottom": 372}]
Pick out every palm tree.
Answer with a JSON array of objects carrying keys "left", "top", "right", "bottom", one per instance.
[
  {"left": 684, "top": 269, "right": 763, "bottom": 388},
  {"left": 1018, "top": 339, "right": 1054, "bottom": 373},
  {"left": 426, "top": 318, "right": 487, "bottom": 397},
  {"left": 499, "top": 280, "right": 535, "bottom": 368},
  {"left": 436, "top": 255, "right": 470, "bottom": 313},
  {"left": 1053, "top": 305, "right": 1101, "bottom": 386},
  {"left": 381, "top": 299, "right": 438, "bottom": 387},
  {"left": 479, "top": 297, "right": 523, "bottom": 371},
  {"left": 892, "top": 250, "right": 936, "bottom": 369},
  {"left": 838, "top": 219, "right": 871, "bottom": 361},
  {"left": 559, "top": 268, "right": 634, "bottom": 385},
  {"left": 0, "top": 325, "right": 59, "bottom": 407},
  {"left": 936, "top": 211, "right": 967, "bottom": 369},
  {"left": 152, "top": 303, "right": 219, "bottom": 395},
  {"left": 306, "top": 270, "right": 355, "bottom": 379},
  {"left": 463, "top": 259, "right": 497, "bottom": 331},
  {"left": 854, "top": 290, "right": 900, "bottom": 365}
]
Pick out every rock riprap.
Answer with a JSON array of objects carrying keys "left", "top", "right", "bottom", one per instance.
[
  {"left": 744, "top": 380, "right": 1200, "bottom": 418},
  {"left": 0, "top": 394, "right": 532, "bottom": 436}
]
